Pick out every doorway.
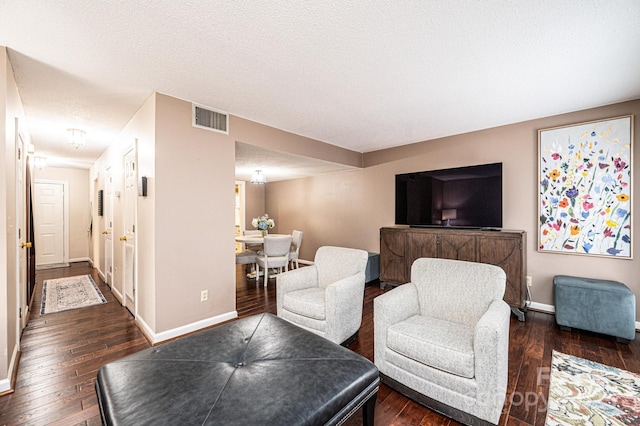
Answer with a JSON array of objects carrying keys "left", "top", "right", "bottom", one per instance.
[
  {"left": 122, "top": 147, "right": 137, "bottom": 314},
  {"left": 33, "top": 180, "right": 69, "bottom": 269},
  {"left": 104, "top": 167, "right": 113, "bottom": 286},
  {"left": 235, "top": 182, "right": 246, "bottom": 253}
]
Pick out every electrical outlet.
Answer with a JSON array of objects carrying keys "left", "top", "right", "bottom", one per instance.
[
  {"left": 200, "top": 290, "right": 208, "bottom": 302},
  {"left": 526, "top": 276, "right": 532, "bottom": 287}
]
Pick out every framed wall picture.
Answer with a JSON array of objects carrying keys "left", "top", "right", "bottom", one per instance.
[{"left": 538, "top": 115, "right": 633, "bottom": 258}]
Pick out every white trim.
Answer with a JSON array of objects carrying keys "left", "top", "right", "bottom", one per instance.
[
  {"left": 69, "top": 257, "right": 91, "bottom": 263},
  {"left": 141, "top": 311, "right": 239, "bottom": 345},
  {"left": 0, "top": 379, "right": 9, "bottom": 394},
  {"left": 110, "top": 284, "right": 124, "bottom": 305},
  {"left": 0, "top": 341, "right": 20, "bottom": 393},
  {"left": 235, "top": 181, "right": 246, "bottom": 250},
  {"left": 528, "top": 302, "right": 555, "bottom": 313},
  {"left": 135, "top": 315, "right": 154, "bottom": 343}
]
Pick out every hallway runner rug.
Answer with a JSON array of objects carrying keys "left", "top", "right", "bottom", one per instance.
[
  {"left": 545, "top": 350, "right": 640, "bottom": 425},
  {"left": 41, "top": 275, "right": 106, "bottom": 315}
]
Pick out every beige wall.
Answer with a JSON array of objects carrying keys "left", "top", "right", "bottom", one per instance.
[
  {"left": 34, "top": 167, "right": 91, "bottom": 261},
  {"left": 154, "top": 93, "right": 236, "bottom": 332},
  {"left": 92, "top": 92, "right": 238, "bottom": 340},
  {"left": 231, "top": 116, "right": 362, "bottom": 168},
  {"left": 268, "top": 100, "right": 640, "bottom": 319},
  {"left": 243, "top": 181, "right": 265, "bottom": 231}
]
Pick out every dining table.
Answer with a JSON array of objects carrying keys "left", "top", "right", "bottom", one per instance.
[
  {"left": 235, "top": 234, "right": 289, "bottom": 279},
  {"left": 234, "top": 233, "right": 288, "bottom": 245}
]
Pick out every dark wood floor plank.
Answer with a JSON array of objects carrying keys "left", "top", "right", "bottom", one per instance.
[{"left": 0, "top": 262, "right": 638, "bottom": 426}]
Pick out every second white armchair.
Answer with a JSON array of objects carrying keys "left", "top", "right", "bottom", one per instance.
[{"left": 276, "top": 246, "right": 369, "bottom": 345}]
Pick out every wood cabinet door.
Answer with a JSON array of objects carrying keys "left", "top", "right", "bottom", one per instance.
[
  {"left": 380, "top": 229, "right": 408, "bottom": 284},
  {"left": 438, "top": 233, "right": 476, "bottom": 262},
  {"left": 406, "top": 232, "right": 438, "bottom": 281},
  {"left": 477, "top": 236, "right": 524, "bottom": 308}
]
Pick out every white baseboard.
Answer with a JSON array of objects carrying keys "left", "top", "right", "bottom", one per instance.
[
  {"left": 528, "top": 302, "right": 555, "bottom": 313},
  {"left": 528, "top": 301, "right": 640, "bottom": 331},
  {"left": 69, "top": 257, "right": 91, "bottom": 263},
  {"left": 110, "top": 286, "right": 124, "bottom": 305},
  {"left": 138, "top": 311, "right": 239, "bottom": 345},
  {"left": 0, "top": 378, "right": 9, "bottom": 394},
  {"left": 0, "top": 343, "right": 20, "bottom": 394}
]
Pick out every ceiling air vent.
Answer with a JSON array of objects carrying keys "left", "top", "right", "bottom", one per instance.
[{"left": 192, "top": 104, "right": 229, "bottom": 134}]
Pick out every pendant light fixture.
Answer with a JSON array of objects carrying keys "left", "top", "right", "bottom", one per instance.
[
  {"left": 251, "top": 170, "right": 266, "bottom": 184},
  {"left": 67, "top": 128, "right": 86, "bottom": 149}
]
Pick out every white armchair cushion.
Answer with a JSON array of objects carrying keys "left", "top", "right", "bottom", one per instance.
[
  {"left": 282, "top": 287, "right": 326, "bottom": 320},
  {"left": 411, "top": 258, "right": 506, "bottom": 327},
  {"left": 315, "top": 246, "right": 369, "bottom": 288},
  {"left": 387, "top": 315, "right": 475, "bottom": 379}
]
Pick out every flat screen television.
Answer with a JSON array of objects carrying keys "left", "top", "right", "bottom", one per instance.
[{"left": 395, "top": 162, "right": 502, "bottom": 229}]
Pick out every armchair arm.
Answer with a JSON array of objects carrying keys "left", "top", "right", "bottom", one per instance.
[
  {"left": 324, "top": 272, "right": 366, "bottom": 344},
  {"left": 373, "top": 283, "right": 420, "bottom": 369},
  {"left": 276, "top": 266, "right": 319, "bottom": 317},
  {"left": 473, "top": 299, "right": 510, "bottom": 405}
]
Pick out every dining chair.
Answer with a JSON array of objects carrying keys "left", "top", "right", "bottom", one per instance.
[
  {"left": 235, "top": 250, "right": 257, "bottom": 274},
  {"left": 243, "top": 229, "right": 263, "bottom": 253},
  {"left": 289, "top": 230, "right": 303, "bottom": 269},
  {"left": 256, "top": 235, "right": 292, "bottom": 287}
]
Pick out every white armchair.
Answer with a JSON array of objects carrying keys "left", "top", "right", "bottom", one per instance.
[
  {"left": 374, "top": 258, "right": 510, "bottom": 425},
  {"left": 277, "top": 246, "right": 368, "bottom": 345}
]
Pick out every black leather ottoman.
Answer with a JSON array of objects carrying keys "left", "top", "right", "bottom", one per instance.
[{"left": 95, "top": 313, "right": 379, "bottom": 425}]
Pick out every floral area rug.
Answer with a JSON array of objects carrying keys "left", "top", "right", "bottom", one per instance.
[
  {"left": 40, "top": 275, "right": 106, "bottom": 315},
  {"left": 546, "top": 350, "right": 640, "bottom": 425}
]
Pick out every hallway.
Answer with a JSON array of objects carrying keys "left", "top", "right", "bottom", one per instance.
[{"left": 0, "top": 263, "right": 148, "bottom": 425}]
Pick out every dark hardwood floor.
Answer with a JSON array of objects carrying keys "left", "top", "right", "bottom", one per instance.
[{"left": 1, "top": 262, "right": 639, "bottom": 425}]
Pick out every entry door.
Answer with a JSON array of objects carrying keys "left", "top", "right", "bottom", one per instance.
[
  {"left": 122, "top": 148, "right": 137, "bottom": 312},
  {"left": 104, "top": 167, "right": 113, "bottom": 285},
  {"left": 34, "top": 181, "right": 65, "bottom": 266}
]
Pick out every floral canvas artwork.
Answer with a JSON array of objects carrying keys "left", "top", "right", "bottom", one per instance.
[{"left": 538, "top": 116, "right": 632, "bottom": 258}]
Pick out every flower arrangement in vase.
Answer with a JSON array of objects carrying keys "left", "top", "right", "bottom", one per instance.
[{"left": 252, "top": 214, "right": 275, "bottom": 236}]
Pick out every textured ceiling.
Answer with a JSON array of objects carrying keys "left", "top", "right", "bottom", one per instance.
[
  {"left": 1, "top": 1, "right": 639, "bottom": 177},
  {"left": 235, "top": 142, "right": 356, "bottom": 182}
]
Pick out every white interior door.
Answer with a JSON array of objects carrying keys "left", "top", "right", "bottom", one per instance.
[
  {"left": 34, "top": 181, "right": 65, "bottom": 266},
  {"left": 104, "top": 167, "right": 113, "bottom": 285},
  {"left": 122, "top": 148, "right": 137, "bottom": 312}
]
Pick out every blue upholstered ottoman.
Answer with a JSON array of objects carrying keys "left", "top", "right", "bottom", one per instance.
[
  {"left": 554, "top": 275, "right": 636, "bottom": 343},
  {"left": 366, "top": 252, "right": 380, "bottom": 283}
]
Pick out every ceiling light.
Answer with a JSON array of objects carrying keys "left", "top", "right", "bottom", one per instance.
[
  {"left": 67, "top": 128, "right": 86, "bottom": 149},
  {"left": 251, "top": 170, "right": 266, "bottom": 184},
  {"left": 34, "top": 155, "right": 47, "bottom": 170}
]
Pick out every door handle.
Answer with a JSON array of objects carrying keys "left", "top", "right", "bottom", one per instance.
[
  {"left": 120, "top": 236, "right": 127, "bottom": 241},
  {"left": 20, "top": 242, "right": 32, "bottom": 249},
  {"left": 102, "top": 230, "right": 109, "bottom": 235}
]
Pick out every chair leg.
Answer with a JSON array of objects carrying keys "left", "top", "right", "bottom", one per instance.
[
  {"left": 263, "top": 266, "right": 268, "bottom": 287},
  {"left": 255, "top": 264, "right": 260, "bottom": 283}
]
